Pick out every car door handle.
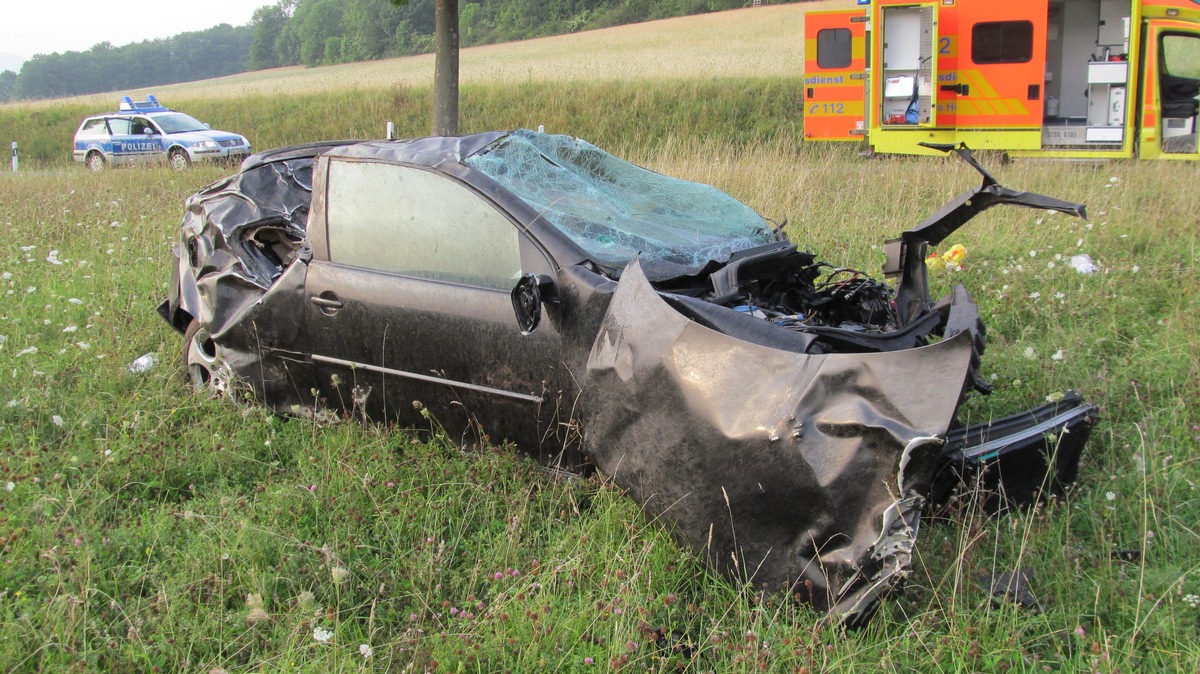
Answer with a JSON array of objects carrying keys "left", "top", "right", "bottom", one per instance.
[{"left": 310, "top": 294, "right": 343, "bottom": 314}]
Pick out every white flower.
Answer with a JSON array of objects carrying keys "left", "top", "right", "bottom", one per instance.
[
  {"left": 1184, "top": 594, "right": 1199, "bottom": 608},
  {"left": 52, "top": 415, "right": 64, "bottom": 427},
  {"left": 1, "top": 272, "right": 10, "bottom": 280},
  {"left": 1131, "top": 265, "right": 1140, "bottom": 274},
  {"left": 1105, "top": 491, "right": 1116, "bottom": 501},
  {"left": 16, "top": 346, "right": 37, "bottom": 357},
  {"left": 25, "top": 287, "right": 36, "bottom": 294},
  {"left": 76, "top": 342, "right": 90, "bottom": 350},
  {"left": 331, "top": 566, "right": 350, "bottom": 583},
  {"left": 5, "top": 481, "right": 13, "bottom": 491},
  {"left": 1051, "top": 350, "right": 1064, "bottom": 361},
  {"left": 1109, "top": 176, "right": 1119, "bottom": 183},
  {"left": 359, "top": 644, "right": 373, "bottom": 659},
  {"left": 68, "top": 298, "right": 84, "bottom": 305},
  {"left": 1029, "top": 250, "right": 1037, "bottom": 257},
  {"left": 62, "top": 325, "right": 78, "bottom": 333},
  {"left": 1023, "top": 347, "right": 1036, "bottom": 360},
  {"left": 313, "top": 626, "right": 333, "bottom": 643},
  {"left": 19, "top": 245, "right": 35, "bottom": 252},
  {"left": 1028, "top": 291, "right": 1041, "bottom": 300}
]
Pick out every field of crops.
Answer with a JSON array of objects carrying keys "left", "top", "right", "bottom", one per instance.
[{"left": 2, "top": 2, "right": 1200, "bottom": 671}]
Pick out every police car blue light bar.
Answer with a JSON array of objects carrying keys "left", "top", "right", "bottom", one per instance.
[{"left": 118, "top": 95, "right": 169, "bottom": 113}]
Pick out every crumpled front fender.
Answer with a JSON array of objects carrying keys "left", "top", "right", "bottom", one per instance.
[{"left": 582, "top": 259, "right": 974, "bottom": 623}]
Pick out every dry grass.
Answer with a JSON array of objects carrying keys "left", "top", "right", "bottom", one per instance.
[{"left": 5, "top": 0, "right": 853, "bottom": 109}]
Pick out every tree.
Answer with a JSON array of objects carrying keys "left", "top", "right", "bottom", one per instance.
[
  {"left": 391, "top": 0, "right": 458, "bottom": 135},
  {"left": 249, "top": 4, "right": 289, "bottom": 69},
  {"left": 0, "top": 70, "right": 16, "bottom": 102}
]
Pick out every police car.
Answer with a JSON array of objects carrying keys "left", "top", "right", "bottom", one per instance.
[{"left": 72, "top": 95, "right": 251, "bottom": 171}]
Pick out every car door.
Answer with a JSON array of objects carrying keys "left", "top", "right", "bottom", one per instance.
[
  {"left": 303, "top": 158, "right": 570, "bottom": 463},
  {"left": 105, "top": 117, "right": 135, "bottom": 165}
]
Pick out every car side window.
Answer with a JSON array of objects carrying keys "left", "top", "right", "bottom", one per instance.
[
  {"left": 106, "top": 118, "right": 131, "bottom": 135},
  {"left": 325, "top": 159, "right": 522, "bottom": 290},
  {"left": 79, "top": 118, "right": 108, "bottom": 137},
  {"left": 130, "top": 117, "right": 154, "bottom": 135}
]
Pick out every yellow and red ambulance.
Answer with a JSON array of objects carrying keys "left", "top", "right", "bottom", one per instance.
[{"left": 803, "top": 0, "right": 1200, "bottom": 160}]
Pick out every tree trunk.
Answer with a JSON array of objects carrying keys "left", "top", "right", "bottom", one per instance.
[{"left": 433, "top": 0, "right": 459, "bottom": 136}]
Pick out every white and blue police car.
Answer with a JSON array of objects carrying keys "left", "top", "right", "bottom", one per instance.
[{"left": 72, "top": 95, "right": 251, "bottom": 171}]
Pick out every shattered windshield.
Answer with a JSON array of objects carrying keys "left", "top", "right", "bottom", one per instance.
[{"left": 465, "top": 130, "right": 776, "bottom": 272}]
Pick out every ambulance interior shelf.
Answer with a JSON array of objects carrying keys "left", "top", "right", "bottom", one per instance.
[
  {"left": 1085, "top": 60, "right": 1128, "bottom": 143},
  {"left": 880, "top": 5, "right": 935, "bottom": 126}
]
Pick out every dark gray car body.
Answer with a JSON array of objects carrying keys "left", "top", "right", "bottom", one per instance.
[{"left": 159, "top": 131, "right": 1096, "bottom": 625}]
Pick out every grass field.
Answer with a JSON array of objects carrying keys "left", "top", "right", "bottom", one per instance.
[{"left": 2, "top": 2, "right": 1200, "bottom": 671}]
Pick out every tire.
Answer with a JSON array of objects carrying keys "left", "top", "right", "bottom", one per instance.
[
  {"left": 182, "top": 320, "right": 234, "bottom": 396},
  {"left": 86, "top": 152, "right": 106, "bottom": 171},
  {"left": 169, "top": 148, "right": 192, "bottom": 171}
]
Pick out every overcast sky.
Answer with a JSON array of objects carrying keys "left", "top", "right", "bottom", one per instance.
[{"left": 1, "top": 0, "right": 265, "bottom": 62}]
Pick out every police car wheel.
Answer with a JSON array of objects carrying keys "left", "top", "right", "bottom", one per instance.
[
  {"left": 86, "top": 152, "right": 105, "bottom": 171},
  {"left": 169, "top": 149, "right": 191, "bottom": 171}
]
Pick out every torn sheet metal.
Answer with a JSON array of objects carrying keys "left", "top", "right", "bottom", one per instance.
[{"left": 582, "top": 258, "right": 973, "bottom": 623}]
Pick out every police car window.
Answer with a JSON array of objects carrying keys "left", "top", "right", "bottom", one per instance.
[
  {"left": 130, "top": 118, "right": 154, "bottom": 135},
  {"left": 107, "top": 118, "right": 131, "bottom": 135},
  {"left": 325, "top": 160, "right": 522, "bottom": 289},
  {"left": 79, "top": 119, "right": 108, "bottom": 136},
  {"left": 817, "top": 28, "right": 852, "bottom": 69}
]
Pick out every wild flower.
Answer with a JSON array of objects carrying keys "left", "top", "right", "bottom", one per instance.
[
  {"left": 1105, "top": 491, "right": 1116, "bottom": 501},
  {"left": 1023, "top": 347, "right": 1036, "bottom": 360},
  {"left": 298, "top": 590, "right": 315, "bottom": 608},
  {"left": 52, "top": 415, "right": 64, "bottom": 427},
  {"left": 1051, "top": 350, "right": 1064, "bottom": 361},
  {"left": 359, "top": 644, "right": 373, "bottom": 659},
  {"left": 313, "top": 626, "right": 333, "bottom": 643},
  {"left": 5, "top": 481, "right": 14, "bottom": 491},
  {"left": 1183, "top": 594, "right": 1199, "bottom": 608},
  {"left": 331, "top": 566, "right": 350, "bottom": 583}
]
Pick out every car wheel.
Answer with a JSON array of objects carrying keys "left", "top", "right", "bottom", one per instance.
[
  {"left": 169, "top": 148, "right": 192, "bottom": 171},
  {"left": 86, "top": 152, "right": 105, "bottom": 171},
  {"left": 182, "top": 320, "right": 235, "bottom": 397}
]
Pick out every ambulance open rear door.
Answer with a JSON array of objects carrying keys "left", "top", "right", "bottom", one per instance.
[
  {"left": 952, "top": 0, "right": 1049, "bottom": 150},
  {"left": 803, "top": 9, "right": 868, "bottom": 141},
  {"left": 869, "top": 1, "right": 954, "bottom": 155}
]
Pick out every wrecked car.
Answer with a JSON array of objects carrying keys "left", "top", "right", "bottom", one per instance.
[{"left": 158, "top": 130, "right": 1097, "bottom": 626}]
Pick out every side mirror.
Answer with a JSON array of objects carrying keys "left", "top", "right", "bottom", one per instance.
[
  {"left": 511, "top": 274, "right": 556, "bottom": 335},
  {"left": 204, "top": 123, "right": 211, "bottom": 129},
  {"left": 143, "top": 128, "right": 154, "bottom": 136}
]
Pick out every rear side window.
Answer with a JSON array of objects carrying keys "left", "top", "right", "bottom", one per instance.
[
  {"left": 817, "top": 28, "right": 853, "bottom": 69},
  {"left": 78, "top": 118, "right": 108, "bottom": 137},
  {"left": 972, "top": 21, "right": 1033, "bottom": 64},
  {"left": 325, "top": 160, "right": 522, "bottom": 289}
]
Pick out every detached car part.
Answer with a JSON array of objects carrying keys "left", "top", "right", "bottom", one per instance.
[{"left": 159, "top": 131, "right": 1096, "bottom": 626}]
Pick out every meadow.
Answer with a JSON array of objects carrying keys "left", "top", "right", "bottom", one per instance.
[{"left": 2, "top": 2, "right": 1200, "bottom": 671}]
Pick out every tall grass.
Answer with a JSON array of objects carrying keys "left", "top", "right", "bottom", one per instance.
[
  {"left": 1, "top": 140, "right": 1198, "bottom": 671},
  {"left": 0, "top": 78, "right": 803, "bottom": 167}
]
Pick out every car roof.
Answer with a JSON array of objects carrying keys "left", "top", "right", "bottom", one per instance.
[{"left": 323, "top": 132, "right": 507, "bottom": 170}]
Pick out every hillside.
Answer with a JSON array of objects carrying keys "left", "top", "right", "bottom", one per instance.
[{"left": 6, "top": 1, "right": 850, "bottom": 109}]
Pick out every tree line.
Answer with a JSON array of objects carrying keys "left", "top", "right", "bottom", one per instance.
[{"left": 1, "top": 0, "right": 755, "bottom": 102}]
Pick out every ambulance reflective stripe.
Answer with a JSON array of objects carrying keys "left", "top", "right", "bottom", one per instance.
[{"left": 954, "top": 69, "right": 1033, "bottom": 123}]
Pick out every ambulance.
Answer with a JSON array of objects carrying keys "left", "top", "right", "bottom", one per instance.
[{"left": 802, "top": 0, "right": 1200, "bottom": 160}]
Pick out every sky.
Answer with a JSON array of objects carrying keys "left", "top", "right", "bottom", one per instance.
[{"left": 0, "top": 0, "right": 266, "bottom": 63}]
